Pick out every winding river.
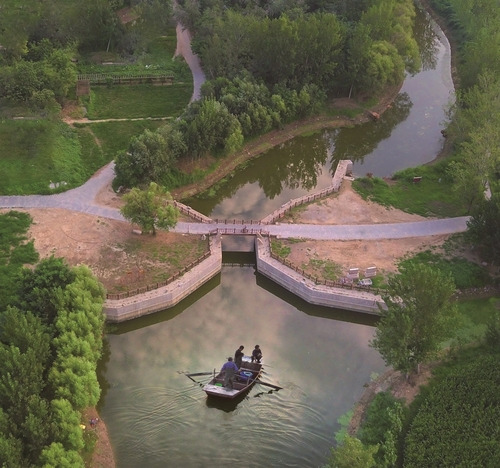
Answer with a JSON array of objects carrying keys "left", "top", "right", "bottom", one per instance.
[{"left": 98, "top": 5, "right": 454, "bottom": 467}]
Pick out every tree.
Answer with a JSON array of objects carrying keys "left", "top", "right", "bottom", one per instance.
[
  {"left": 371, "top": 263, "right": 458, "bottom": 376},
  {"left": 120, "top": 182, "right": 179, "bottom": 234},
  {"left": 15, "top": 257, "right": 75, "bottom": 325},
  {"left": 326, "top": 435, "right": 378, "bottom": 468},
  {"left": 38, "top": 442, "right": 84, "bottom": 468},
  {"left": 466, "top": 192, "right": 500, "bottom": 265}
]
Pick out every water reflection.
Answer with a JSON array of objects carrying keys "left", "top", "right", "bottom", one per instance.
[
  {"left": 414, "top": 2, "right": 441, "bottom": 71},
  {"left": 330, "top": 92, "right": 413, "bottom": 169},
  {"left": 98, "top": 265, "right": 386, "bottom": 467},
  {"left": 100, "top": 7, "right": 454, "bottom": 467}
]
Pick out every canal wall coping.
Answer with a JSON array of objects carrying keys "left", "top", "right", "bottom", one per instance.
[{"left": 103, "top": 235, "right": 222, "bottom": 322}]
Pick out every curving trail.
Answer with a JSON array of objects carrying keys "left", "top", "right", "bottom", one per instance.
[
  {"left": 0, "top": 23, "right": 469, "bottom": 241},
  {"left": 0, "top": 161, "right": 469, "bottom": 240},
  {"left": 174, "top": 23, "right": 206, "bottom": 102}
]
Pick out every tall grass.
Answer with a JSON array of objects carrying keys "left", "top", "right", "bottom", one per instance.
[
  {"left": 75, "top": 120, "right": 166, "bottom": 163},
  {"left": 0, "top": 211, "right": 39, "bottom": 309},
  {"left": 0, "top": 120, "right": 87, "bottom": 194}
]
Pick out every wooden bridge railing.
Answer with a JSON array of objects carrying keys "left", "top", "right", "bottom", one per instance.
[{"left": 77, "top": 74, "right": 174, "bottom": 86}]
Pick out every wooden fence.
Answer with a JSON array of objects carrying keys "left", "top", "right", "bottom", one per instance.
[
  {"left": 172, "top": 201, "right": 212, "bottom": 223},
  {"left": 261, "top": 185, "right": 338, "bottom": 224},
  {"left": 106, "top": 250, "right": 210, "bottom": 300},
  {"left": 77, "top": 74, "right": 174, "bottom": 86}
]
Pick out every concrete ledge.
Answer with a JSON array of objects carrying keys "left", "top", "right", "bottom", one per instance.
[
  {"left": 255, "top": 236, "right": 385, "bottom": 315},
  {"left": 103, "top": 235, "right": 222, "bottom": 322}
]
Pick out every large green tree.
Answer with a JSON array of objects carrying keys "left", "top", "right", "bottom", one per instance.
[
  {"left": 326, "top": 435, "right": 378, "bottom": 468},
  {"left": 120, "top": 182, "right": 179, "bottom": 234},
  {"left": 371, "top": 264, "right": 458, "bottom": 376},
  {"left": 466, "top": 192, "right": 500, "bottom": 265}
]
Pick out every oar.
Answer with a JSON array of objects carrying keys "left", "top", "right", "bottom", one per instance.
[
  {"left": 255, "top": 379, "right": 283, "bottom": 391},
  {"left": 185, "top": 371, "right": 214, "bottom": 377}
]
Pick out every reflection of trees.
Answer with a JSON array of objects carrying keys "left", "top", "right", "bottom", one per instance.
[
  {"left": 329, "top": 92, "right": 413, "bottom": 170},
  {"left": 193, "top": 134, "right": 328, "bottom": 206},
  {"left": 413, "top": 4, "right": 439, "bottom": 71},
  {"left": 258, "top": 135, "right": 328, "bottom": 198}
]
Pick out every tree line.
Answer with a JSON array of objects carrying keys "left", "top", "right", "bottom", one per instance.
[
  {"left": 327, "top": 0, "right": 500, "bottom": 463},
  {"left": 114, "top": 0, "right": 420, "bottom": 188},
  {"left": 0, "top": 212, "right": 106, "bottom": 467},
  {"left": 0, "top": 0, "right": 173, "bottom": 115}
]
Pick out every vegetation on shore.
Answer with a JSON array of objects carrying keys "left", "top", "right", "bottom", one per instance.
[{"left": 0, "top": 212, "right": 106, "bottom": 466}]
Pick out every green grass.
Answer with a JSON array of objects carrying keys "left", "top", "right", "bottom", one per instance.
[
  {"left": 0, "top": 211, "right": 39, "bottom": 309},
  {"left": 84, "top": 83, "right": 192, "bottom": 119},
  {"left": 76, "top": 120, "right": 165, "bottom": 162},
  {"left": 353, "top": 160, "right": 468, "bottom": 217},
  {"left": 398, "top": 250, "right": 490, "bottom": 289},
  {"left": 303, "top": 258, "right": 343, "bottom": 281},
  {"left": 454, "top": 297, "right": 500, "bottom": 343},
  {"left": 78, "top": 33, "right": 192, "bottom": 81},
  {"left": 0, "top": 120, "right": 89, "bottom": 194},
  {"left": 271, "top": 239, "right": 292, "bottom": 258}
]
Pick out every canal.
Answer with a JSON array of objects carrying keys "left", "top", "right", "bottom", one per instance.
[{"left": 97, "top": 5, "right": 454, "bottom": 467}]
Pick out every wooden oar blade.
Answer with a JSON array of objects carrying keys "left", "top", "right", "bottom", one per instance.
[{"left": 255, "top": 379, "right": 282, "bottom": 391}]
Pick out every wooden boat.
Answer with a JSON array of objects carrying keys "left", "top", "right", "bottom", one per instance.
[{"left": 203, "top": 357, "right": 262, "bottom": 399}]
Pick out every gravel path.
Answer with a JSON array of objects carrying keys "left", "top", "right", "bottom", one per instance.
[{"left": 0, "top": 27, "right": 470, "bottom": 241}]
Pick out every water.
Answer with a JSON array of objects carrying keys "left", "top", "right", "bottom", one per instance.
[
  {"left": 99, "top": 263, "right": 385, "bottom": 467},
  {"left": 98, "top": 6, "right": 453, "bottom": 467},
  {"left": 185, "top": 5, "right": 454, "bottom": 221}
]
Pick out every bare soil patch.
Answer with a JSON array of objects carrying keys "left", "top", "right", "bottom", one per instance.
[
  {"left": 279, "top": 179, "right": 452, "bottom": 280},
  {"left": 23, "top": 208, "right": 208, "bottom": 295}
]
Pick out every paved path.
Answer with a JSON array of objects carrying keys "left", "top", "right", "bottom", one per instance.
[{"left": 0, "top": 161, "right": 470, "bottom": 240}]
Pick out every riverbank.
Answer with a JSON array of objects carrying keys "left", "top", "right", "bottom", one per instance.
[{"left": 171, "top": 83, "right": 402, "bottom": 201}]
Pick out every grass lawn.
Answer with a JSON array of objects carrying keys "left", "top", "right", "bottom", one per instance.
[
  {"left": 85, "top": 83, "right": 192, "bottom": 119},
  {"left": 353, "top": 160, "right": 468, "bottom": 217},
  {"left": 0, "top": 120, "right": 89, "bottom": 194},
  {"left": 75, "top": 120, "right": 165, "bottom": 163}
]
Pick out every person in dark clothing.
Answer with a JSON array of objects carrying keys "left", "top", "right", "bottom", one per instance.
[
  {"left": 251, "top": 345, "right": 263, "bottom": 363},
  {"left": 221, "top": 357, "right": 239, "bottom": 389},
  {"left": 234, "top": 345, "right": 244, "bottom": 368}
]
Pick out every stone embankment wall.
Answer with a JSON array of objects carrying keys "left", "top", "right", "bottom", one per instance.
[
  {"left": 103, "top": 235, "right": 222, "bottom": 322},
  {"left": 255, "top": 235, "right": 385, "bottom": 315}
]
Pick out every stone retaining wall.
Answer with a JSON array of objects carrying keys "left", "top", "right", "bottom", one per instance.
[
  {"left": 103, "top": 235, "right": 222, "bottom": 322},
  {"left": 101, "top": 159, "right": 388, "bottom": 322},
  {"left": 255, "top": 235, "right": 385, "bottom": 315}
]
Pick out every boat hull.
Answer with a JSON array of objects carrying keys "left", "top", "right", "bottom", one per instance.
[{"left": 203, "top": 359, "right": 262, "bottom": 399}]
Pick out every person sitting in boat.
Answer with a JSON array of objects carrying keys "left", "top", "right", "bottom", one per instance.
[
  {"left": 234, "top": 345, "right": 244, "bottom": 368},
  {"left": 221, "top": 357, "right": 239, "bottom": 389},
  {"left": 251, "top": 345, "right": 263, "bottom": 363}
]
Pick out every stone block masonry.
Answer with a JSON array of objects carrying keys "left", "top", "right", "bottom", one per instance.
[
  {"left": 103, "top": 235, "right": 222, "bottom": 322},
  {"left": 255, "top": 235, "right": 386, "bottom": 315}
]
